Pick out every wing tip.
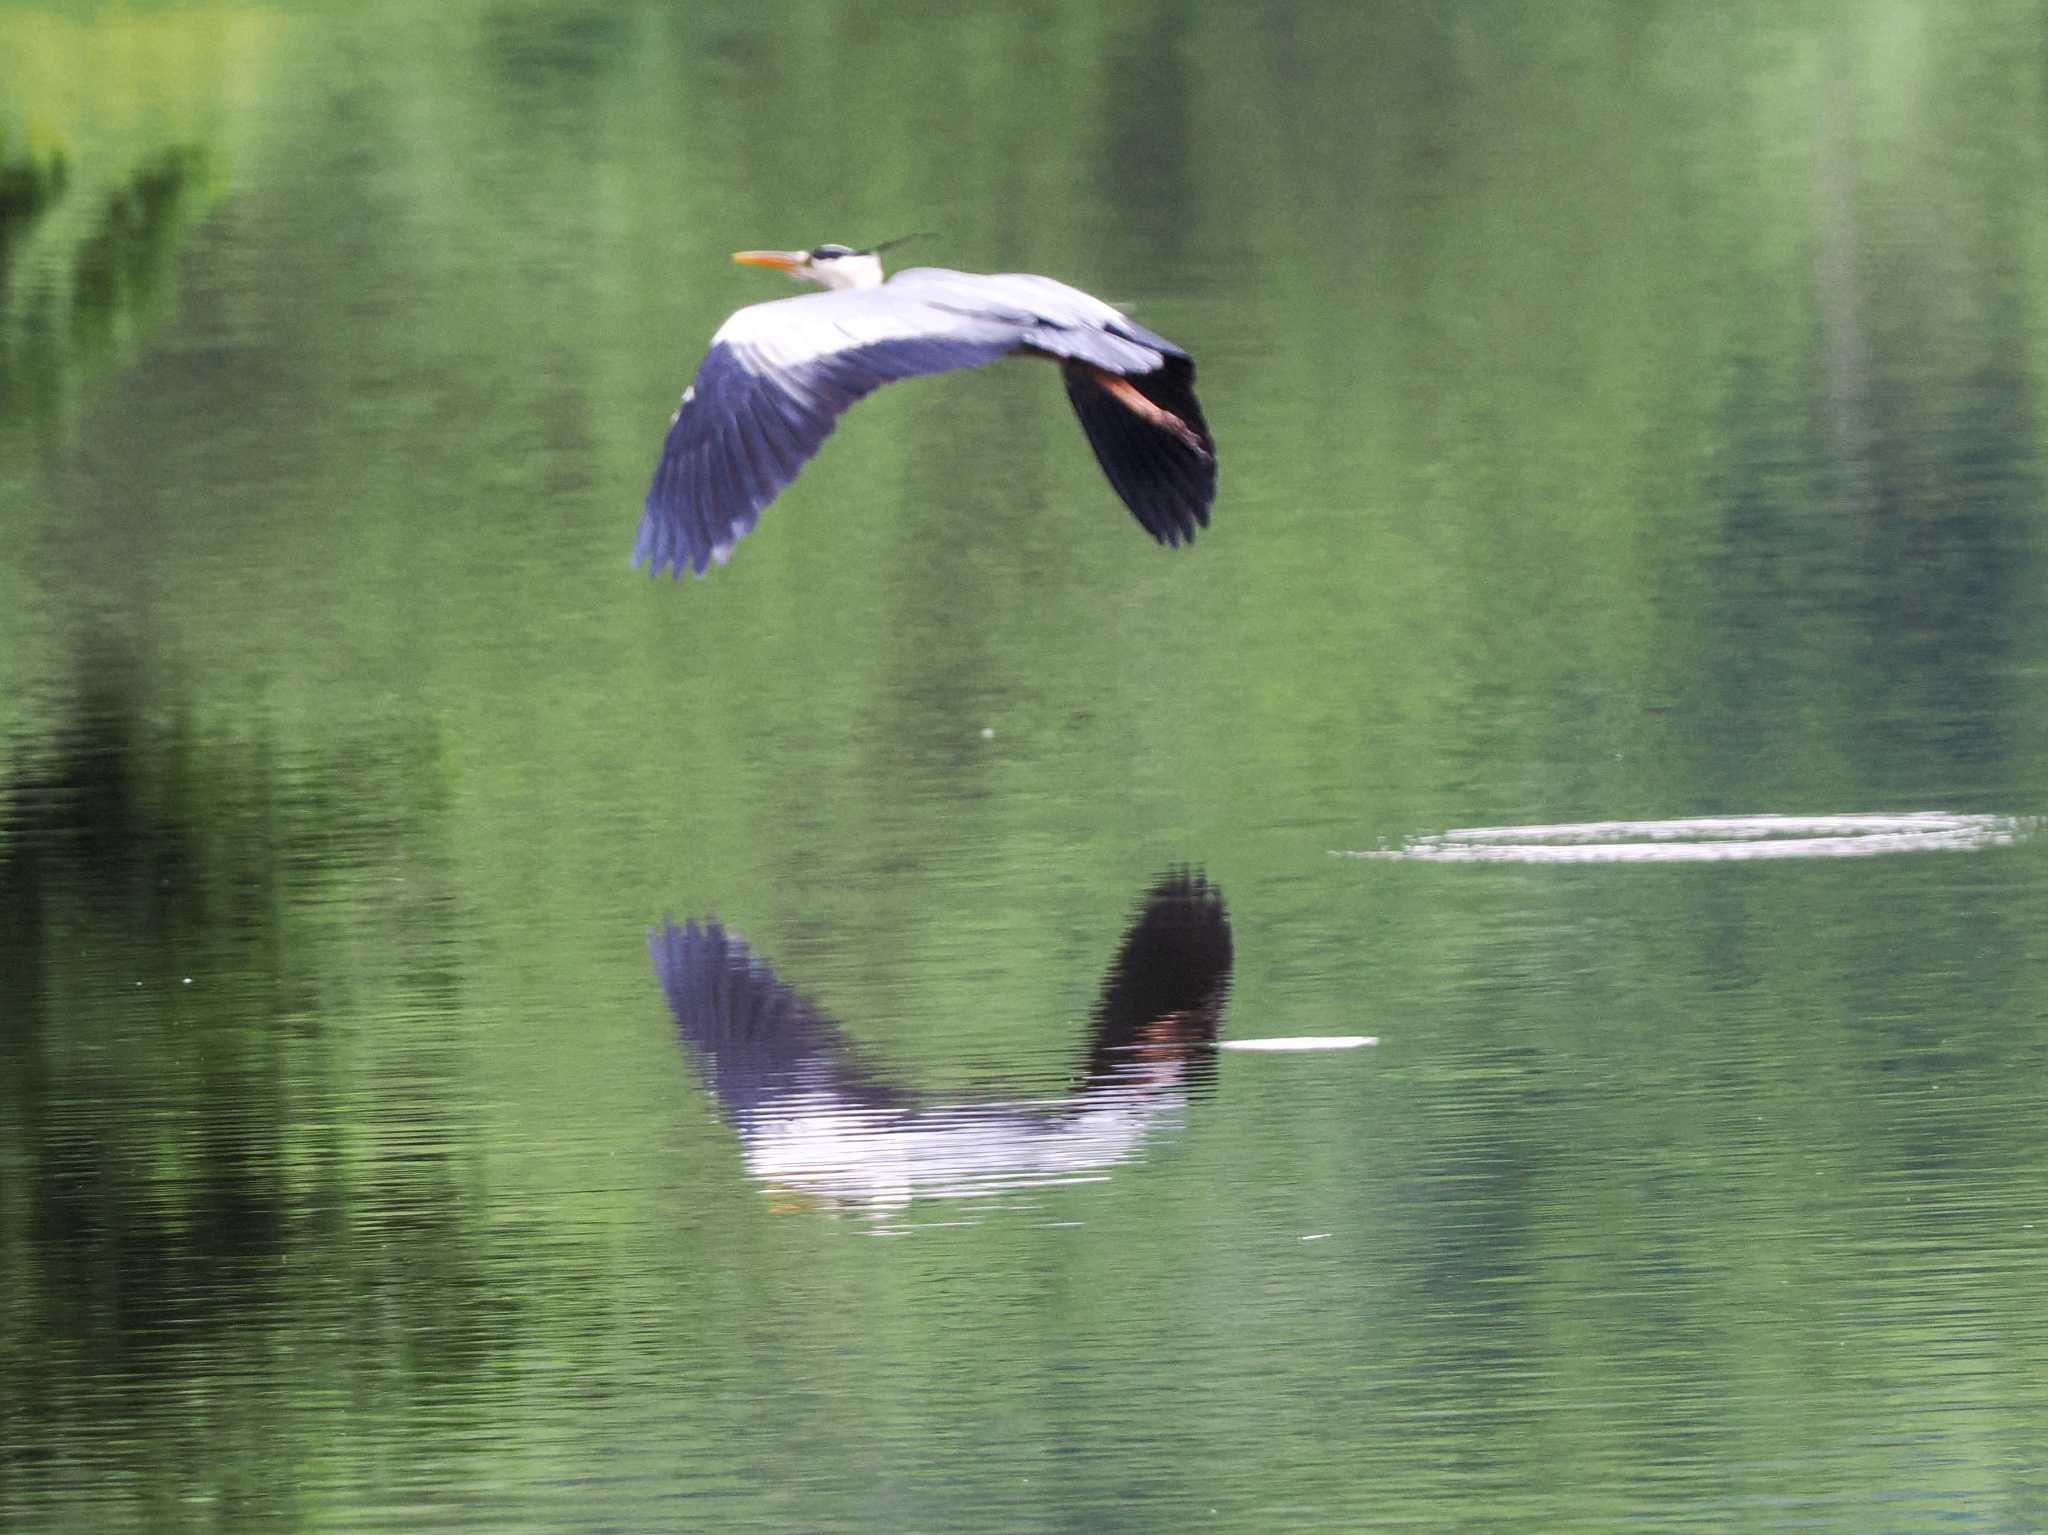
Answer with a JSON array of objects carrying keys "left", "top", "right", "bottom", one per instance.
[
  {"left": 1145, "top": 504, "right": 1209, "bottom": 549},
  {"left": 631, "top": 544, "right": 711, "bottom": 580}
]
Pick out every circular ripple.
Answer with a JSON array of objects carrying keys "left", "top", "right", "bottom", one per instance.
[{"left": 1334, "top": 813, "right": 2034, "bottom": 864}]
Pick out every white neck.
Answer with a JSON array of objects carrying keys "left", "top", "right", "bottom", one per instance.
[{"left": 810, "top": 252, "right": 886, "bottom": 290}]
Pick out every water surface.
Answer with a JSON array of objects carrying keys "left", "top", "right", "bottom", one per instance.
[{"left": 5, "top": 3, "right": 2048, "bottom": 1530}]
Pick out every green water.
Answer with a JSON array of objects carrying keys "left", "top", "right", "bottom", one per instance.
[{"left": 5, "top": 2, "right": 2048, "bottom": 1530}]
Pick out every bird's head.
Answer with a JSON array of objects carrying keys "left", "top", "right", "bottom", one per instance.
[{"left": 732, "top": 243, "right": 885, "bottom": 291}]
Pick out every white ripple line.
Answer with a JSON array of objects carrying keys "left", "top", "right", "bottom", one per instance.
[{"left": 1334, "top": 813, "right": 2032, "bottom": 864}]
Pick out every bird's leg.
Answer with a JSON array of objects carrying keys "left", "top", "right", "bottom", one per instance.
[{"left": 1082, "top": 367, "right": 1213, "bottom": 461}]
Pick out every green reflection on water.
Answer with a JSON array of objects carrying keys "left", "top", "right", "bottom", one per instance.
[
  {"left": 0, "top": 143, "right": 213, "bottom": 429},
  {"left": 0, "top": 127, "right": 69, "bottom": 261}
]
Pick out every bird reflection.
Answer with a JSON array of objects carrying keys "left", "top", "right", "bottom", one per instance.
[{"left": 649, "top": 872, "right": 1232, "bottom": 1216}]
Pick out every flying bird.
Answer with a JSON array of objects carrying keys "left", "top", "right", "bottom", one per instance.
[{"left": 634, "top": 239, "right": 1217, "bottom": 578}]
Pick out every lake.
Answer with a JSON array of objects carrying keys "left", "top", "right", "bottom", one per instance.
[{"left": 4, "top": 3, "right": 2048, "bottom": 1530}]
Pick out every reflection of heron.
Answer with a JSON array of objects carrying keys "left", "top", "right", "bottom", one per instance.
[
  {"left": 634, "top": 239, "right": 1216, "bottom": 577},
  {"left": 648, "top": 873, "right": 1232, "bottom": 1213}
]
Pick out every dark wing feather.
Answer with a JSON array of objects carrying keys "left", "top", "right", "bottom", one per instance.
[
  {"left": 892, "top": 273, "right": 1217, "bottom": 543},
  {"left": 1079, "top": 870, "right": 1233, "bottom": 1085},
  {"left": 649, "top": 918, "right": 912, "bottom": 1119},
  {"left": 1059, "top": 356, "right": 1217, "bottom": 545}
]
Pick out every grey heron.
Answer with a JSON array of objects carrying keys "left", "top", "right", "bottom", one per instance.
[
  {"left": 648, "top": 872, "right": 1232, "bottom": 1212},
  {"left": 633, "top": 240, "right": 1217, "bottom": 578}
]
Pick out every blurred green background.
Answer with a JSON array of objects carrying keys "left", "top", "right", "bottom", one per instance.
[{"left": 4, "top": 2, "right": 2048, "bottom": 1530}]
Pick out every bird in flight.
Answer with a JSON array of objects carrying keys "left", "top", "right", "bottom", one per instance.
[{"left": 633, "top": 239, "right": 1217, "bottom": 578}]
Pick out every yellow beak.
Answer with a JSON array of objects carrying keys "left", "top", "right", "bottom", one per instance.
[{"left": 732, "top": 249, "right": 808, "bottom": 272}]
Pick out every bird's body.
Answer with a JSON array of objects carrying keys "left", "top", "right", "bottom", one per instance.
[{"left": 634, "top": 243, "right": 1216, "bottom": 578}]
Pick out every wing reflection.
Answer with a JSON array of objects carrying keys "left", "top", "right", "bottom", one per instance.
[{"left": 649, "top": 872, "right": 1232, "bottom": 1216}]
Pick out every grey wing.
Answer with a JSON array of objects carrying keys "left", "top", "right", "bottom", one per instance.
[
  {"left": 634, "top": 288, "right": 1024, "bottom": 578},
  {"left": 894, "top": 270, "right": 1217, "bottom": 546},
  {"left": 886, "top": 267, "right": 1177, "bottom": 371},
  {"left": 648, "top": 918, "right": 913, "bottom": 1119}
]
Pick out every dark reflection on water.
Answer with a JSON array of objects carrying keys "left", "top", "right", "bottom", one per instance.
[
  {"left": 0, "top": 649, "right": 530, "bottom": 1530},
  {"left": 0, "top": 144, "right": 210, "bottom": 430},
  {"left": 653, "top": 870, "right": 1231, "bottom": 1219},
  {"left": 0, "top": 136, "right": 68, "bottom": 267}
]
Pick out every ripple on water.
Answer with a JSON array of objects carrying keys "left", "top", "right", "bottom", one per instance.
[{"left": 1334, "top": 812, "right": 2035, "bottom": 865}]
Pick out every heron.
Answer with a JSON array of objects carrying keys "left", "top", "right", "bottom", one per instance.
[
  {"left": 648, "top": 871, "right": 1233, "bottom": 1212},
  {"left": 633, "top": 239, "right": 1217, "bottom": 578}
]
